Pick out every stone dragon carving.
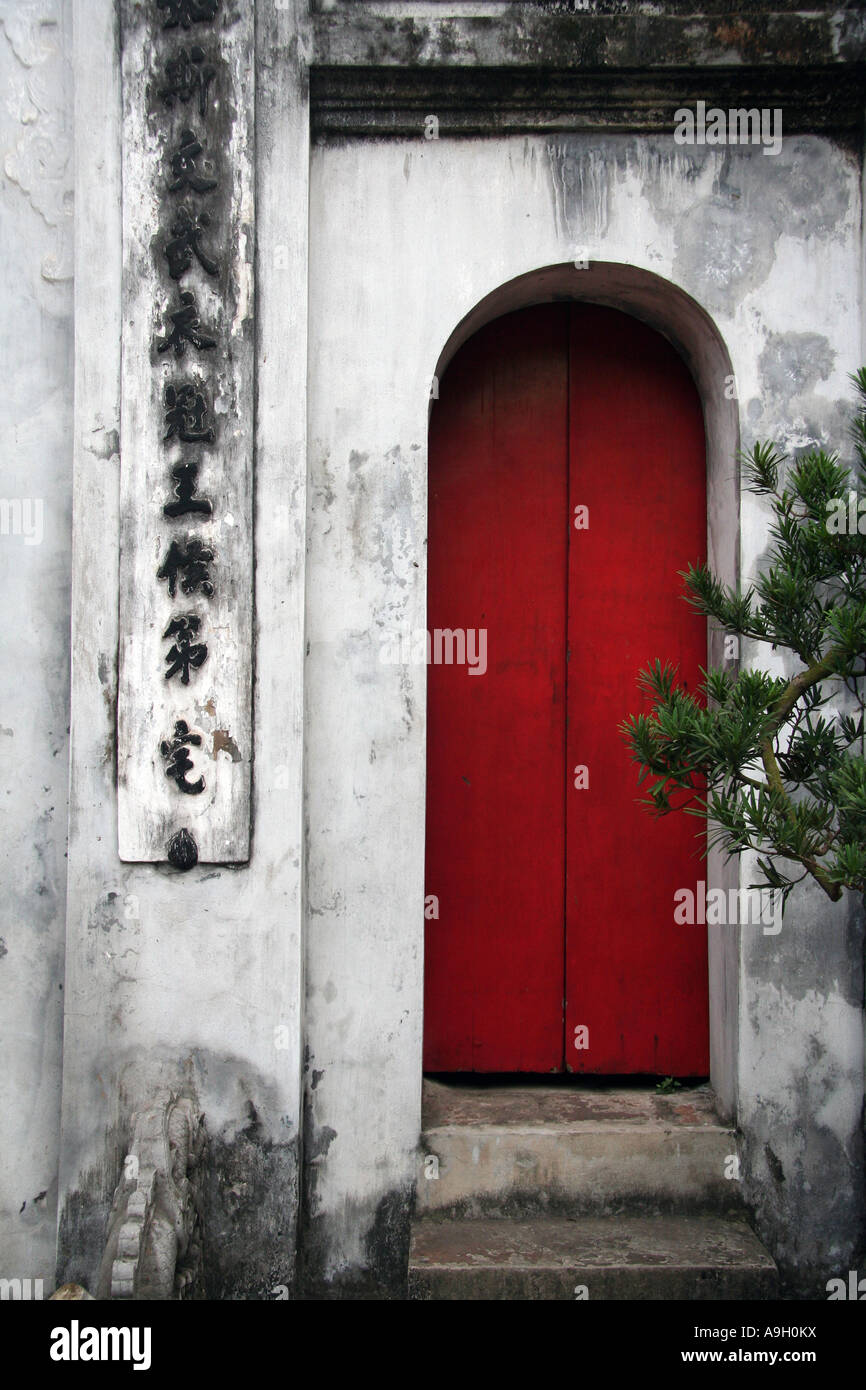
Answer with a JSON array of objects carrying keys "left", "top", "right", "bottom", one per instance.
[{"left": 101, "top": 1094, "right": 206, "bottom": 1300}]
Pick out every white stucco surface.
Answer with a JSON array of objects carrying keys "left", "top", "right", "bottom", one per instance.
[
  {"left": 0, "top": 0, "right": 73, "bottom": 1287},
  {"left": 305, "top": 131, "right": 863, "bottom": 1281},
  {"left": 0, "top": 4, "right": 862, "bottom": 1295}
]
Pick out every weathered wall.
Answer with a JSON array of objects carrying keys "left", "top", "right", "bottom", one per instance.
[
  {"left": 305, "top": 130, "right": 864, "bottom": 1294},
  {"left": 0, "top": 0, "right": 73, "bottom": 1289},
  {"left": 12, "top": 0, "right": 858, "bottom": 1302},
  {"left": 55, "top": 0, "right": 310, "bottom": 1300}
]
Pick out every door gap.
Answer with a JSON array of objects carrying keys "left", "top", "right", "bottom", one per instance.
[{"left": 560, "top": 303, "right": 572, "bottom": 1071}]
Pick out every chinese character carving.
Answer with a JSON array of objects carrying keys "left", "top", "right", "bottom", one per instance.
[
  {"left": 157, "top": 537, "right": 215, "bottom": 598},
  {"left": 163, "top": 462, "right": 213, "bottom": 519},
  {"left": 157, "top": 290, "right": 216, "bottom": 357},
  {"left": 168, "top": 129, "right": 217, "bottom": 195},
  {"left": 164, "top": 382, "right": 215, "bottom": 444},
  {"left": 164, "top": 614, "right": 208, "bottom": 684},
  {"left": 159, "top": 47, "right": 216, "bottom": 121},
  {"left": 161, "top": 719, "right": 205, "bottom": 795},
  {"left": 157, "top": 0, "right": 219, "bottom": 29},
  {"left": 164, "top": 208, "right": 220, "bottom": 281}
]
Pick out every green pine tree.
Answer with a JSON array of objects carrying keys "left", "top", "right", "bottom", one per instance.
[{"left": 620, "top": 370, "right": 866, "bottom": 913}]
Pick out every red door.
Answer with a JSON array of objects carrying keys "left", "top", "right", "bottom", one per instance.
[{"left": 424, "top": 303, "right": 709, "bottom": 1075}]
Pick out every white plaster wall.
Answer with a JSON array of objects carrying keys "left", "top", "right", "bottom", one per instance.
[
  {"left": 306, "top": 132, "right": 863, "bottom": 1286},
  {"left": 38, "top": 25, "right": 862, "bottom": 1292},
  {"left": 53, "top": 0, "right": 310, "bottom": 1299},
  {"left": 0, "top": 0, "right": 73, "bottom": 1287}
]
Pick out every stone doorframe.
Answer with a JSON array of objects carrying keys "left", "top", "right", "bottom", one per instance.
[{"left": 430, "top": 263, "right": 741, "bottom": 1117}]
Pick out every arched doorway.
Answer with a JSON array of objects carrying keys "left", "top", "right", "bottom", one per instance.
[{"left": 424, "top": 301, "right": 709, "bottom": 1075}]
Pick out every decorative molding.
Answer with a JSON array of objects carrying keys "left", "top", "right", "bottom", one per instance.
[
  {"left": 308, "top": 1, "right": 866, "bottom": 139},
  {"left": 311, "top": 65, "right": 866, "bottom": 140}
]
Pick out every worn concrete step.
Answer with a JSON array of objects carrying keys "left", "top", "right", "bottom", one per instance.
[
  {"left": 417, "top": 1081, "right": 740, "bottom": 1217},
  {"left": 409, "top": 1214, "right": 778, "bottom": 1300}
]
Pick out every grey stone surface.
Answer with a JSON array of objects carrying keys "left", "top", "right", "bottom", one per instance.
[
  {"left": 409, "top": 1215, "right": 779, "bottom": 1300},
  {"left": 421, "top": 1078, "right": 723, "bottom": 1128},
  {"left": 416, "top": 1081, "right": 742, "bottom": 1219},
  {"left": 314, "top": 2, "right": 866, "bottom": 76}
]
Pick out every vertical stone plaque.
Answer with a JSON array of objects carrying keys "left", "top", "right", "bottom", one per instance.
[{"left": 117, "top": 0, "right": 253, "bottom": 863}]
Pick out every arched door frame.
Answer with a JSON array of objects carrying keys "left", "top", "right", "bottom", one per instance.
[{"left": 426, "top": 263, "right": 740, "bottom": 1119}]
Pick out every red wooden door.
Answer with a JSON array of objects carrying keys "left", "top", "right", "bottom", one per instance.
[
  {"left": 424, "top": 306, "right": 569, "bottom": 1072},
  {"left": 565, "top": 307, "right": 709, "bottom": 1075},
  {"left": 424, "top": 303, "right": 709, "bottom": 1074}
]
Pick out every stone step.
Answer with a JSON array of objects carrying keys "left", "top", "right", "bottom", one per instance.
[
  {"left": 409, "top": 1214, "right": 778, "bottom": 1301},
  {"left": 417, "top": 1080, "right": 740, "bottom": 1217}
]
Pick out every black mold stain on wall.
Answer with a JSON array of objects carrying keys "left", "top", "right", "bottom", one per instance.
[
  {"left": 56, "top": 1186, "right": 112, "bottom": 1295},
  {"left": 363, "top": 1186, "right": 413, "bottom": 1297},
  {"left": 297, "top": 1079, "right": 413, "bottom": 1299},
  {"left": 298, "top": 1186, "right": 413, "bottom": 1300},
  {"left": 201, "top": 1105, "right": 298, "bottom": 1300}
]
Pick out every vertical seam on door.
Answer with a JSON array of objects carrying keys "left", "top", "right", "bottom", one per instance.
[{"left": 562, "top": 303, "right": 572, "bottom": 1071}]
